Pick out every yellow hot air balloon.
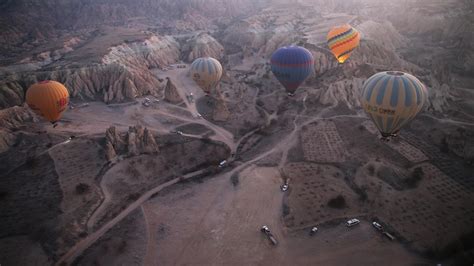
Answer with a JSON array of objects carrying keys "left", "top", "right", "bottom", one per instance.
[
  {"left": 190, "top": 57, "right": 223, "bottom": 94},
  {"left": 26, "top": 80, "right": 69, "bottom": 125},
  {"left": 327, "top": 24, "right": 360, "bottom": 64},
  {"left": 360, "top": 71, "right": 427, "bottom": 140}
]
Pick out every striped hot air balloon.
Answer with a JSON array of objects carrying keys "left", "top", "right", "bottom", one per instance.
[
  {"left": 327, "top": 24, "right": 360, "bottom": 64},
  {"left": 270, "top": 46, "right": 314, "bottom": 95},
  {"left": 26, "top": 80, "right": 69, "bottom": 125},
  {"left": 190, "top": 57, "right": 223, "bottom": 94},
  {"left": 360, "top": 71, "right": 427, "bottom": 140}
]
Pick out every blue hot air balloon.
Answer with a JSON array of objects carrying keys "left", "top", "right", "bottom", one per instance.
[{"left": 270, "top": 46, "right": 314, "bottom": 95}]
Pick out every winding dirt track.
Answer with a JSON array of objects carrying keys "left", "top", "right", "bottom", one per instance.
[
  {"left": 53, "top": 58, "right": 369, "bottom": 265},
  {"left": 55, "top": 66, "right": 243, "bottom": 265},
  {"left": 56, "top": 169, "right": 208, "bottom": 265}
]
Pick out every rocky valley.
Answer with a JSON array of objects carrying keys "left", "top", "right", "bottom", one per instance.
[{"left": 0, "top": 0, "right": 473, "bottom": 265}]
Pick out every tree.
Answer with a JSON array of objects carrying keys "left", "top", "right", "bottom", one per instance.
[
  {"left": 327, "top": 195, "right": 347, "bottom": 209},
  {"left": 75, "top": 183, "right": 90, "bottom": 194}
]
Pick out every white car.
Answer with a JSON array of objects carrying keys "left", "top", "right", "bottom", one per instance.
[
  {"left": 310, "top": 227, "right": 318, "bottom": 235},
  {"left": 346, "top": 218, "right": 360, "bottom": 227},
  {"left": 176, "top": 131, "right": 184, "bottom": 135},
  {"left": 281, "top": 184, "right": 288, "bottom": 192},
  {"left": 372, "top": 221, "right": 383, "bottom": 231},
  {"left": 261, "top": 225, "right": 270, "bottom": 233},
  {"left": 218, "top": 160, "right": 227, "bottom": 168}
]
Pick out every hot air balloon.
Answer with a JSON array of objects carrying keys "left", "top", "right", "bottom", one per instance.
[
  {"left": 360, "top": 71, "right": 427, "bottom": 140},
  {"left": 327, "top": 24, "right": 360, "bottom": 64},
  {"left": 26, "top": 80, "right": 69, "bottom": 126},
  {"left": 190, "top": 57, "right": 223, "bottom": 95},
  {"left": 270, "top": 46, "right": 314, "bottom": 96}
]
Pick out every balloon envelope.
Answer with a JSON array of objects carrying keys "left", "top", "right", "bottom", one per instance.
[
  {"left": 360, "top": 71, "right": 427, "bottom": 137},
  {"left": 327, "top": 24, "right": 360, "bottom": 64},
  {"left": 190, "top": 57, "right": 223, "bottom": 94},
  {"left": 26, "top": 80, "right": 69, "bottom": 123},
  {"left": 270, "top": 46, "right": 314, "bottom": 94}
]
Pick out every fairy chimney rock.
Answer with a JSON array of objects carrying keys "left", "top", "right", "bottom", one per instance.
[{"left": 164, "top": 77, "right": 183, "bottom": 104}]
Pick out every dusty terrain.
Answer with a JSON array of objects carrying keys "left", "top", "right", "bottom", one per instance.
[{"left": 1, "top": 0, "right": 474, "bottom": 265}]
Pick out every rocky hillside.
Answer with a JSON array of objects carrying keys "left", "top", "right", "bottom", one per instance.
[
  {"left": 0, "top": 0, "right": 264, "bottom": 56},
  {"left": 0, "top": 34, "right": 180, "bottom": 108},
  {"left": 0, "top": 106, "right": 35, "bottom": 153},
  {"left": 182, "top": 33, "right": 224, "bottom": 62},
  {"left": 0, "top": 0, "right": 472, "bottom": 116}
]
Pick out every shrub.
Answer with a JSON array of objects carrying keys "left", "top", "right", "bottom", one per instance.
[
  {"left": 25, "top": 157, "right": 37, "bottom": 168},
  {"left": 282, "top": 202, "right": 290, "bottom": 216},
  {"left": 230, "top": 173, "right": 239, "bottom": 186},
  {"left": 75, "top": 183, "right": 90, "bottom": 194},
  {"left": 0, "top": 191, "right": 7, "bottom": 200},
  {"left": 367, "top": 164, "right": 375, "bottom": 176},
  {"left": 127, "top": 193, "right": 140, "bottom": 202},
  {"left": 327, "top": 195, "right": 347, "bottom": 209},
  {"left": 404, "top": 167, "right": 424, "bottom": 188},
  {"left": 117, "top": 240, "right": 127, "bottom": 254},
  {"left": 440, "top": 137, "right": 450, "bottom": 153},
  {"left": 359, "top": 187, "right": 368, "bottom": 201}
]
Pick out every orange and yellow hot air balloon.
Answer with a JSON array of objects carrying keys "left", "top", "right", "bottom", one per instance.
[
  {"left": 26, "top": 80, "right": 69, "bottom": 125},
  {"left": 327, "top": 24, "right": 360, "bottom": 64}
]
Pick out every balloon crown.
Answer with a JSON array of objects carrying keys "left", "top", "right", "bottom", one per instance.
[{"left": 386, "top": 71, "right": 405, "bottom": 76}]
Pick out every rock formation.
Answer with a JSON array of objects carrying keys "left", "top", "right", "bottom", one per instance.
[
  {"left": 0, "top": 35, "right": 180, "bottom": 109},
  {"left": 317, "top": 78, "right": 366, "bottom": 109},
  {"left": 0, "top": 0, "right": 263, "bottom": 58},
  {"left": 0, "top": 81, "right": 25, "bottom": 108},
  {"left": 0, "top": 106, "right": 35, "bottom": 153},
  {"left": 104, "top": 125, "right": 158, "bottom": 161},
  {"left": 164, "top": 78, "right": 183, "bottom": 104},
  {"left": 184, "top": 33, "right": 225, "bottom": 62}
]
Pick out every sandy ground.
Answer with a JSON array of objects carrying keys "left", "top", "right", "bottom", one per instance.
[{"left": 138, "top": 167, "right": 428, "bottom": 266}]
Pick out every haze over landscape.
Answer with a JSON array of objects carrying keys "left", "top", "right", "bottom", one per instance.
[{"left": 0, "top": 0, "right": 473, "bottom": 265}]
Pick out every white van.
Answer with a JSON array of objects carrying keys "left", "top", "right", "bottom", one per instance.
[{"left": 346, "top": 218, "right": 360, "bottom": 227}]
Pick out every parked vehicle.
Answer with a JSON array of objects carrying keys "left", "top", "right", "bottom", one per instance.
[
  {"left": 372, "top": 221, "right": 383, "bottom": 231},
  {"left": 261, "top": 225, "right": 278, "bottom": 245},
  {"left": 346, "top": 218, "right": 360, "bottom": 227},
  {"left": 281, "top": 179, "right": 289, "bottom": 192},
  {"left": 310, "top": 227, "right": 318, "bottom": 236},
  {"left": 218, "top": 160, "right": 227, "bottom": 168}
]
